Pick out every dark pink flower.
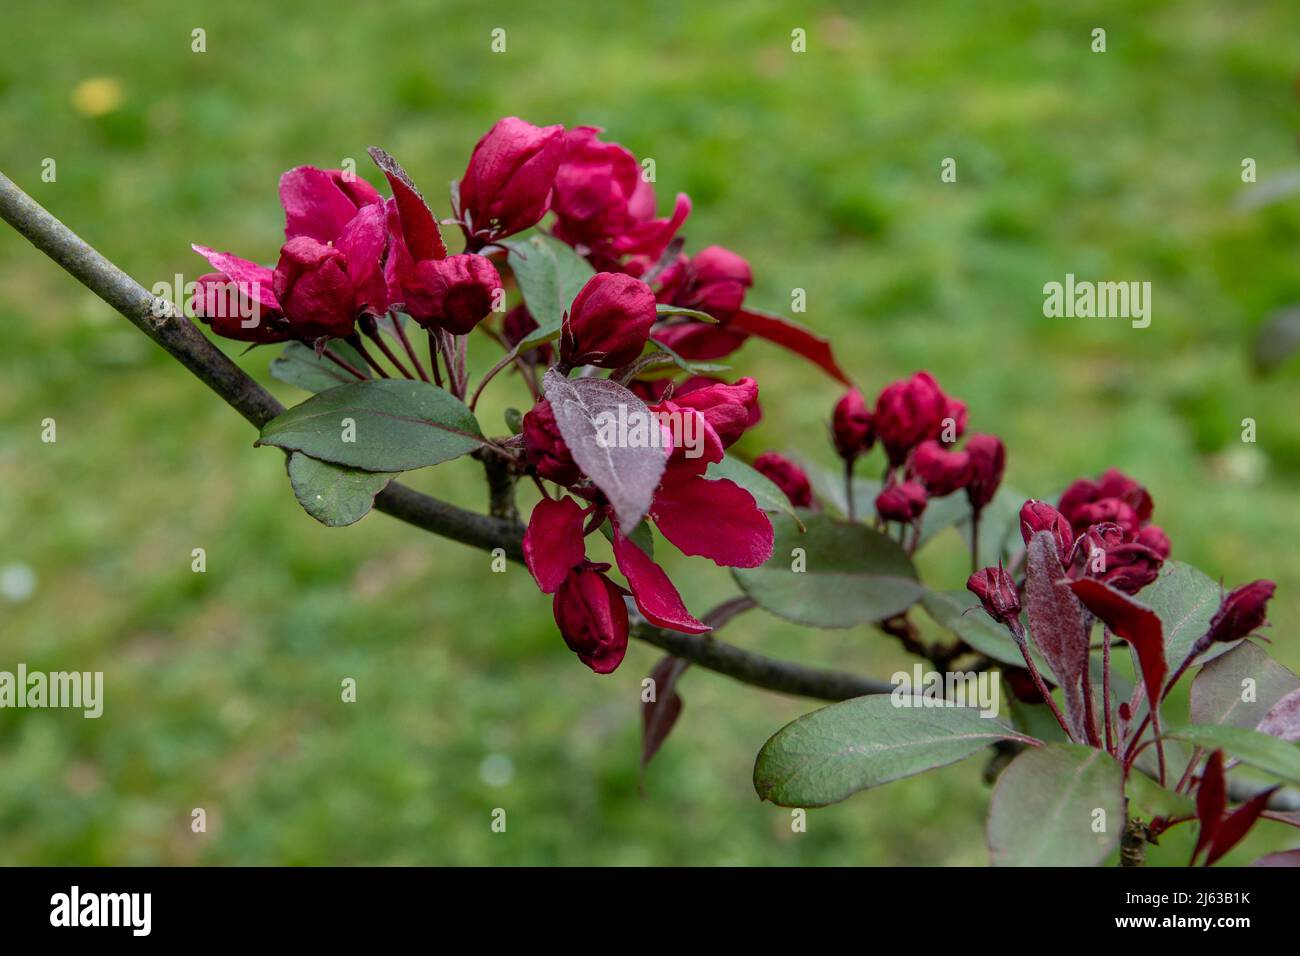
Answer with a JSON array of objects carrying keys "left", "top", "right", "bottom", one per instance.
[
  {"left": 967, "top": 565, "right": 1021, "bottom": 631},
  {"left": 522, "top": 400, "right": 581, "bottom": 486},
  {"left": 550, "top": 126, "right": 690, "bottom": 265},
  {"left": 657, "top": 245, "right": 753, "bottom": 320},
  {"left": 279, "top": 166, "right": 383, "bottom": 243},
  {"left": 272, "top": 236, "right": 357, "bottom": 340},
  {"left": 874, "top": 371, "right": 965, "bottom": 466},
  {"left": 875, "top": 480, "right": 928, "bottom": 523},
  {"left": 670, "top": 376, "right": 759, "bottom": 448},
  {"left": 554, "top": 563, "right": 630, "bottom": 674},
  {"left": 911, "top": 440, "right": 970, "bottom": 497},
  {"left": 964, "top": 434, "right": 1005, "bottom": 511},
  {"left": 832, "top": 388, "right": 875, "bottom": 462},
  {"left": 560, "top": 272, "right": 657, "bottom": 368},
  {"left": 753, "top": 452, "right": 814, "bottom": 508},
  {"left": 1074, "top": 523, "right": 1162, "bottom": 595},
  {"left": 458, "top": 117, "right": 565, "bottom": 245},
  {"left": 189, "top": 245, "right": 291, "bottom": 343},
  {"left": 644, "top": 403, "right": 774, "bottom": 568},
  {"left": 522, "top": 496, "right": 589, "bottom": 594},
  {"left": 401, "top": 253, "right": 503, "bottom": 335},
  {"left": 1136, "top": 525, "right": 1171, "bottom": 560}
]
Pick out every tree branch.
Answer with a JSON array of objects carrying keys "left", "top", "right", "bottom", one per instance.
[{"left": 0, "top": 169, "right": 890, "bottom": 704}]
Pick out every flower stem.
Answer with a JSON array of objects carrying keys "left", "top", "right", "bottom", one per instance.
[
  {"left": 391, "top": 315, "right": 430, "bottom": 382},
  {"left": 1102, "top": 629, "right": 1115, "bottom": 756},
  {"left": 427, "top": 330, "right": 444, "bottom": 389},
  {"left": 1011, "top": 626, "right": 1074, "bottom": 741},
  {"left": 364, "top": 326, "right": 415, "bottom": 379},
  {"left": 319, "top": 346, "right": 367, "bottom": 381},
  {"left": 346, "top": 333, "right": 390, "bottom": 379}
]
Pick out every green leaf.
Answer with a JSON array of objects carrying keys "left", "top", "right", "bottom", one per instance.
[
  {"left": 1190, "top": 640, "right": 1300, "bottom": 729},
  {"left": 645, "top": 337, "right": 729, "bottom": 377},
  {"left": 733, "top": 512, "right": 922, "bottom": 628},
  {"left": 504, "top": 234, "right": 594, "bottom": 347},
  {"left": 654, "top": 303, "right": 719, "bottom": 323},
  {"left": 1166, "top": 725, "right": 1300, "bottom": 785},
  {"left": 706, "top": 455, "right": 804, "bottom": 530},
  {"left": 287, "top": 453, "right": 395, "bottom": 527},
  {"left": 1126, "top": 770, "right": 1195, "bottom": 822},
  {"left": 753, "top": 694, "right": 1036, "bottom": 807},
  {"left": 269, "top": 340, "right": 371, "bottom": 393},
  {"left": 987, "top": 744, "right": 1124, "bottom": 866},
  {"left": 256, "top": 379, "right": 485, "bottom": 472},
  {"left": 1142, "top": 561, "right": 1231, "bottom": 665}
]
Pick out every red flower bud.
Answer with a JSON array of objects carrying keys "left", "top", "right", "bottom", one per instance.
[
  {"left": 911, "top": 440, "right": 971, "bottom": 497},
  {"left": 523, "top": 400, "right": 581, "bottom": 486},
  {"left": 875, "top": 480, "right": 927, "bottom": 523},
  {"left": 967, "top": 565, "right": 1021, "bottom": 631},
  {"left": 458, "top": 117, "right": 565, "bottom": 245},
  {"left": 753, "top": 452, "right": 814, "bottom": 508},
  {"left": 272, "top": 236, "right": 356, "bottom": 340},
  {"left": 402, "top": 253, "right": 503, "bottom": 335},
  {"left": 964, "top": 433, "right": 1006, "bottom": 512},
  {"left": 1019, "top": 500, "right": 1074, "bottom": 565},
  {"left": 559, "top": 272, "right": 657, "bottom": 368},
  {"left": 190, "top": 273, "right": 292, "bottom": 344},
  {"left": 554, "top": 563, "right": 630, "bottom": 674},
  {"left": 1202, "top": 580, "right": 1276, "bottom": 646},
  {"left": 832, "top": 388, "right": 875, "bottom": 461},
  {"left": 874, "top": 371, "right": 965, "bottom": 466}
]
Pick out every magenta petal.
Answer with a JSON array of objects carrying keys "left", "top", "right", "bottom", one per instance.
[
  {"left": 279, "top": 166, "right": 363, "bottom": 243},
  {"left": 651, "top": 473, "right": 774, "bottom": 568},
  {"left": 368, "top": 147, "right": 447, "bottom": 261},
  {"left": 523, "top": 496, "right": 587, "bottom": 594},
  {"left": 612, "top": 528, "right": 709, "bottom": 634},
  {"left": 191, "top": 245, "right": 280, "bottom": 311},
  {"left": 336, "top": 205, "right": 390, "bottom": 315}
]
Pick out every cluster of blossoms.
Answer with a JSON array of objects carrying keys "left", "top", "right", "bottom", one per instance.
[
  {"left": 751, "top": 371, "right": 1006, "bottom": 541},
  {"left": 190, "top": 117, "right": 849, "bottom": 674}
]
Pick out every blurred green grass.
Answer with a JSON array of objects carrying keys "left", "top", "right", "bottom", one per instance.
[{"left": 2, "top": 0, "right": 1300, "bottom": 864}]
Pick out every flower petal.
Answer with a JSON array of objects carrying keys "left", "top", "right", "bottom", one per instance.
[
  {"left": 279, "top": 166, "right": 364, "bottom": 243},
  {"left": 191, "top": 245, "right": 280, "bottom": 311},
  {"left": 523, "top": 496, "right": 587, "bottom": 594},
  {"left": 651, "top": 473, "right": 774, "bottom": 568},
  {"left": 612, "top": 527, "right": 709, "bottom": 634}
]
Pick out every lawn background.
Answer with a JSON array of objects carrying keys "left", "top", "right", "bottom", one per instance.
[{"left": 2, "top": 0, "right": 1299, "bottom": 864}]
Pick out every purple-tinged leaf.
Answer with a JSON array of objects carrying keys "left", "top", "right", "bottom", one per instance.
[
  {"left": 542, "top": 368, "right": 667, "bottom": 528},
  {"left": 1258, "top": 687, "right": 1300, "bottom": 743},
  {"left": 1192, "top": 750, "right": 1226, "bottom": 864},
  {"left": 1191, "top": 640, "right": 1300, "bottom": 729},
  {"left": 1024, "top": 531, "right": 1089, "bottom": 739},
  {"left": 1069, "top": 577, "right": 1166, "bottom": 708},
  {"left": 641, "top": 655, "right": 689, "bottom": 790},
  {"left": 1206, "top": 785, "right": 1279, "bottom": 867}
]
